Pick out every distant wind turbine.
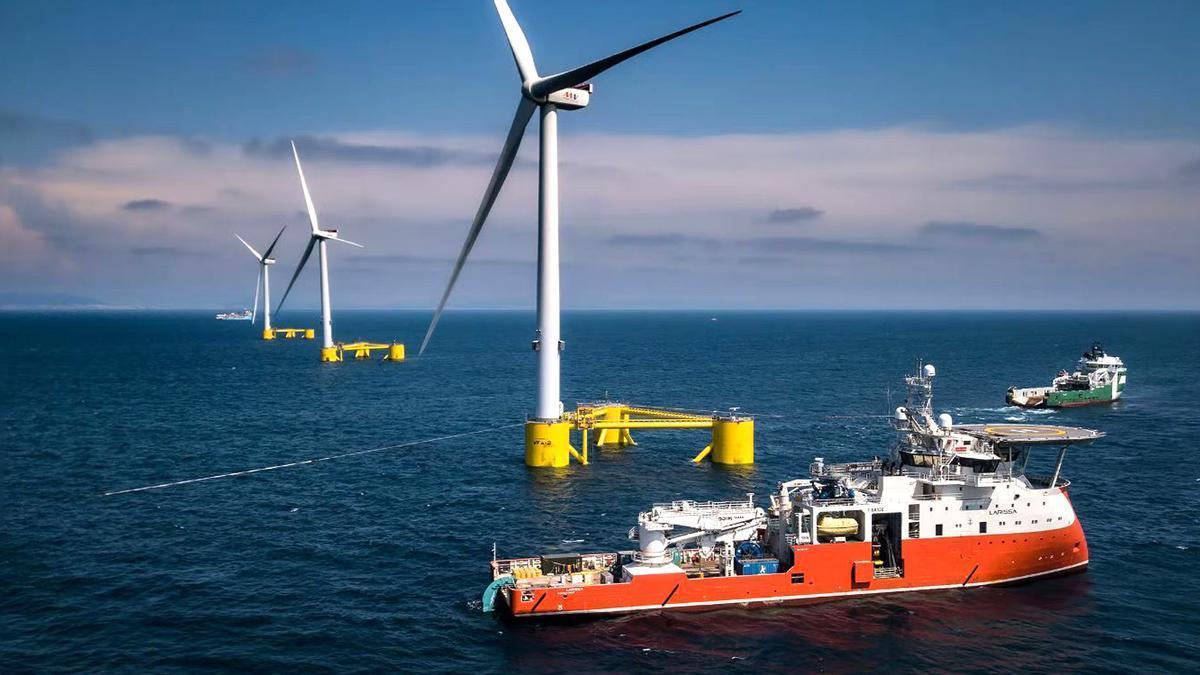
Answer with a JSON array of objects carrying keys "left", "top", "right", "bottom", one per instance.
[
  {"left": 420, "top": 0, "right": 740, "bottom": 422},
  {"left": 275, "top": 140, "right": 363, "bottom": 361},
  {"left": 234, "top": 227, "right": 285, "bottom": 338}
]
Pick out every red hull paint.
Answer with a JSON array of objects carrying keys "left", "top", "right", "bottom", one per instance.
[{"left": 504, "top": 521, "right": 1088, "bottom": 617}]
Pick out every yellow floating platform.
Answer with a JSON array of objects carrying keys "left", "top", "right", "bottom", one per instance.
[
  {"left": 522, "top": 402, "right": 755, "bottom": 468},
  {"left": 319, "top": 342, "right": 406, "bottom": 362},
  {"left": 271, "top": 328, "right": 315, "bottom": 340}
]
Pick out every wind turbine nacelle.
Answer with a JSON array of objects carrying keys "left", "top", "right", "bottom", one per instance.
[{"left": 546, "top": 84, "right": 591, "bottom": 110}]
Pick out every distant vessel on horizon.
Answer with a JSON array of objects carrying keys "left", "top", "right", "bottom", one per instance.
[
  {"left": 1007, "top": 343, "right": 1126, "bottom": 408},
  {"left": 215, "top": 310, "right": 253, "bottom": 321}
]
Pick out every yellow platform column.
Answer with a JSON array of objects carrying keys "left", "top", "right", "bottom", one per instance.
[
  {"left": 620, "top": 410, "right": 637, "bottom": 447},
  {"left": 305, "top": 329, "right": 315, "bottom": 340},
  {"left": 710, "top": 415, "right": 754, "bottom": 465},
  {"left": 595, "top": 406, "right": 635, "bottom": 447},
  {"left": 320, "top": 346, "right": 342, "bottom": 362},
  {"left": 387, "top": 343, "right": 406, "bottom": 361},
  {"left": 262, "top": 328, "right": 276, "bottom": 340},
  {"left": 594, "top": 406, "right": 619, "bottom": 446},
  {"left": 524, "top": 420, "right": 574, "bottom": 468}
]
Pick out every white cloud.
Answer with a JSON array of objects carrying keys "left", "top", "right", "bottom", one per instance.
[
  {"left": 1, "top": 126, "right": 1197, "bottom": 308},
  {"left": 0, "top": 203, "right": 65, "bottom": 274}
]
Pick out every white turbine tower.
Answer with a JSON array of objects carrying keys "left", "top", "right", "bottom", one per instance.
[
  {"left": 234, "top": 227, "right": 286, "bottom": 339},
  {"left": 275, "top": 140, "right": 363, "bottom": 362},
  {"left": 419, "top": 0, "right": 739, "bottom": 466}
]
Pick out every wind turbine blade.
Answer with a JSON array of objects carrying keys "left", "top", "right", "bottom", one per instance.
[
  {"left": 234, "top": 233, "right": 263, "bottom": 261},
  {"left": 252, "top": 267, "right": 261, "bottom": 323},
  {"left": 328, "top": 236, "right": 364, "bottom": 248},
  {"left": 262, "top": 226, "right": 287, "bottom": 260},
  {"left": 419, "top": 96, "right": 537, "bottom": 355},
  {"left": 275, "top": 237, "right": 317, "bottom": 315},
  {"left": 291, "top": 140, "right": 321, "bottom": 234},
  {"left": 494, "top": 0, "right": 538, "bottom": 82},
  {"left": 530, "top": 10, "right": 740, "bottom": 98}
]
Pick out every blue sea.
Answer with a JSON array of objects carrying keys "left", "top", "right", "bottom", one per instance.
[{"left": 2, "top": 310, "right": 1198, "bottom": 672}]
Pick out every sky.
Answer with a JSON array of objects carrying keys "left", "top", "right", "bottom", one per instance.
[{"left": 1, "top": 0, "right": 1198, "bottom": 310}]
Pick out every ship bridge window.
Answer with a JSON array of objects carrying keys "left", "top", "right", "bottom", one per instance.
[
  {"left": 900, "top": 451, "right": 937, "bottom": 468},
  {"left": 957, "top": 457, "right": 1000, "bottom": 473}
]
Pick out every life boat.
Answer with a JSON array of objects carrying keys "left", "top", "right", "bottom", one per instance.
[{"left": 817, "top": 515, "right": 859, "bottom": 537}]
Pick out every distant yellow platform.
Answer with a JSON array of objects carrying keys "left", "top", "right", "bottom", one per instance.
[
  {"left": 271, "top": 328, "right": 315, "bottom": 340},
  {"left": 318, "top": 342, "right": 406, "bottom": 362}
]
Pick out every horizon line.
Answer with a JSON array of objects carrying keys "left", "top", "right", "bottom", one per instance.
[{"left": 3, "top": 306, "right": 1199, "bottom": 314}]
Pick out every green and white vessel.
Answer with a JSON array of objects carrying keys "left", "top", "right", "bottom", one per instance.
[{"left": 1007, "top": 343, "right": 1127, "bottom": 409}]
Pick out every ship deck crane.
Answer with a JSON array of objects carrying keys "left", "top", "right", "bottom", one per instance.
[{"left": 631, "top": 497, "right": 766, "bottom": 575}]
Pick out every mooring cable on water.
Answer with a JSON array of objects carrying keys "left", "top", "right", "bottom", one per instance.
[{"left": 102, "top": 421, "right": 526, "bottom": 497}]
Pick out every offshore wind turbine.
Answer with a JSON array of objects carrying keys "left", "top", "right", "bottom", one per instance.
[
  {"left": 419, "top": 0, "right": 739, "bottom": 465},
  {"left": 234, "top": 227, "right": 286, "bottom": 339},
  {"left": 275, "top": 140, "right": 363, "bottom": 362}
]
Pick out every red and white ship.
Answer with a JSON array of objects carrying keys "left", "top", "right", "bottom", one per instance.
[{"left": 484, "top": 364, "right": 1103, "bottom": 618}]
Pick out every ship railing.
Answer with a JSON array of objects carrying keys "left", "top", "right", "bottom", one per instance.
[
  {"left": 493, "top": 552, "right": 619, "bottom": 574},
  {"left": 811, "top": 460, "right": 881, "bottom": 477},
  {"left": 903, "top": 465, "right": 964, "bottom": 482},
  {"left": 807, "top": 497, "right": 858, "bottom": 506},
  {"left": 651, "top": 498, "right": 755, "bottom": 513},
  {"left": 964, "top": 469, "right": 1015, "bottom": 486},
  {"left": 492, "top": 557, "right": 542, "bottom": 575},
  {"left": 910, "top": 494, "right": 992, "bottom": 504}
]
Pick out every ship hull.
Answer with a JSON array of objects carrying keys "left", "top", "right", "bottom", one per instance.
[
  {"left": 1007, "top": 370, "right": 1126, "bottom": 408},
  {"left": 501, "top": 521, "right": 1088, "bottom": 618}
]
